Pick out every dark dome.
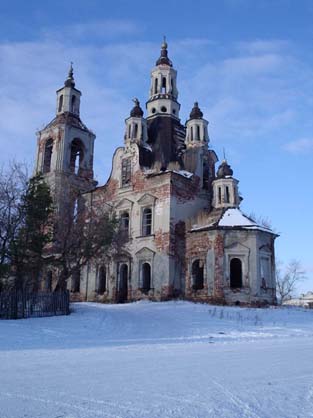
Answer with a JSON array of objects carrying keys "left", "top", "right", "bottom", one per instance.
[
  {"left": 64, "top": 63, "right": 75, "bottom": 88},
  {"left": 130, "top": 98, "right": 144, "bottom": 117},
  {"left": 217, "top": 160, "right": 233, "bottom": 178},
  {"left": 156, "top": 39, "right": 173, "bottom": 67},
  {"left": 189, "top": 102, "right": 203, "bottom": 119}
]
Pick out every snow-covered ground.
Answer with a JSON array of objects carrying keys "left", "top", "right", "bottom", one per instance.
[{"left": 1, "top": 301, "right": 313, "bottom": 418}]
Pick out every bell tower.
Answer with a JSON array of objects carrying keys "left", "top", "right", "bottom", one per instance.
[
  {"left": 35, "top": 64, "right": 96, "bottom": 210},
  {"left": 146, "top": 38, "right": 180, "bottom": 119}
]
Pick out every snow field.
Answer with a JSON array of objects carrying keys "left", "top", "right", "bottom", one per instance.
[{"left": 1, "top": 301, "right": 313, "bottom": 418}]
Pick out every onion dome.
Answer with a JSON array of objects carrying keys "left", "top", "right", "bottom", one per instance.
[
  {"left": 217, "top": 160, "right": 233, "bottom": 178},
  {"left": 189, "top": 102, "right": 203, "bottom": 119},
  {"left": 130, "top": 98, "right": 144, "bottom": 117},
  {"left": 64, "top": 62, "right": 75, "bottom": 88},
  {"left": 156, "top": 36, "right": 173, "bottom": 67}
]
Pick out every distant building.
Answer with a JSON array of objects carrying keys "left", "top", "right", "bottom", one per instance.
[
  {"left": 35, "top": 40, "right": 278, "bottom": 305},
  {"left": 283, "top": 292, "right": 313, "bottom": 308}
]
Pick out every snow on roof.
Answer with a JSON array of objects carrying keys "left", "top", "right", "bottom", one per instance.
[
  {"left": 191, "top": 208, "right": 274, "bottom": 233},
  {"left": 173, "top": 170, "right": 193, "bottom": 178},
  {"left": 218, "top": 208, "right": 256, "bottom": 227}
]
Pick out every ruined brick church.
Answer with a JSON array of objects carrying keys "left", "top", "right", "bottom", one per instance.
[{"left": 35, "top": 40, "right": 277, "bottom": 305}]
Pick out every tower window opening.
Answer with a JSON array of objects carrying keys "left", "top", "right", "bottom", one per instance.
[
  {"left": 225, "top": 186, "right": 230, "bottom": 203},
  {"left": 98, "top": 266, "right": 106, "bottom": 294},
  {"left": 190, "top": 126, "right": 194, "bottom": 141},
  {"left": 58, "top": 95, "right": 63, "bottom": 112},
  {"left": 70, "top": 139, "right": 84, "bottom": 175},
  {"left": 161, "top": 77, "right": 166, "bottom": 93},
  {"left": 218, "top": 187, "right": 222, "bottom": 204},
  {"left": 141, "top": 262, "right": 151, "bottom": 293},
  {"left": 196, "top": 125, "right": 201, "bottom": 141},
  {"left": 151, "top": 107, "right": 156, "bottom": 114},
  {"left": 161, "top": 106, "right": 167, "bottom": 113},
  {"left": 121, "top": 158, "right": 131, "bottom": 186},
  {"left": 192, "top": 260, "right": 204, "bottom": 290},
  {"left": 71, "top": 95, "right": 76, "bottom": 113},
  {"left": 142, "top": 207, "right": 152, "bottom": 236},
  {"left": 134, "top": 123, "right": 138, "bottom": 138},
  {"left": 154, "top": 78, "right": 158, "bottom": 94},
  {"left": 230, "top": 258, "right": 243, "bottom": 288},
  {"left": 128, "top": 124, "right": 131, "bottom": 138},
  {"left": 43, "top": 139, "right": 53, "bottom": 173},
  {"left": 203, "top": 163, "right": 209, "bottom": 190},
  {"left": 120, "top": 212, "right": 130, "bottom": 238}
]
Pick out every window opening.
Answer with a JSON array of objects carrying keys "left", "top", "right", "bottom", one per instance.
[
  {"left": 71, "top": 269, "right": 80, "bottom": 293},
  {"left": 134, "top": 123, "right": 138, "bottom": 139},
  {"left": 98, "top": 266, "right": 106, "bottom": 294},
  {"left": 161, "top": 106, "right": 167, "bottom": 112},
  {"left": 230, "top": 258, "right": 242, "bottom": 288},
  {"left": 58, "top": 95, "right": 63, "bottom": 112},
  {"left": 225, "top": 186, "right": 230, "bottom": 203},
  {"left": 218, "top": 187, "right": 222, "bottom": 204},
  {"left": 43, "top": 139, "right": 53, "bottom": 173},
  {"left": 161, "top": 77, "right": 166, "bottom": 93},
  {"left": 196, "top": 125, "right": 201, "bottom": 141},
  {"left": 70, "top": 139, "right": 84, "bottom": 175},
  {"left": 190, "top": 126, "right": 193, "bottom": 141},
  {"left": 71, "top": 95, "right": 76, "bottom": 113},
  {"left": 192, "top": 260, "right": 204, "bottom": 290},
  {"left": 142, "top": 208, "right": 152, "bottom": 236},
  {"left": 142, "top": 263, "right": 151, "bottom": 293},
  {"left": 121, "top": 158, "right": 131, "bottom": 186},
  {"left": 120, "top": 212, "right": 129, "bottom": 238},
  {"left": 154, "top": 78, "right": 158, "bottom": 94},
  {"left": 118, "top": 264, "right": 128, "bottom": 303}
]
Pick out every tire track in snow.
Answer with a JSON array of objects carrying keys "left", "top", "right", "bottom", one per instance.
[{"left": 211, "top": 380, "right": 262, "bottom": 418}]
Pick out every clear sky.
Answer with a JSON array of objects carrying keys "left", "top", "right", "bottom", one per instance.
[{"left": 0, "top": 0, "right": 312, "bottom": 293}]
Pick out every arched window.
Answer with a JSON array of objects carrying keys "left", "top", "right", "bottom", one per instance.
[
  {"left": 71, "top": 269, "right": 80, "bottom": 293},
  {"left": 142, "top": 263, "right": 151, "bottom": 292},
  {"left": 142, "top": 208, "right": 152, "bottom": 236},
  {"left": 230, "top": 258, "right": 242, "bottom": 288},
  {"left": 120, "top": 212, "right": 129, "bottom": 238},
  {"left": 128, "top": 124, "right": 131, "bottom": 138},
  {"left": 71, "top": 95, "right": 76, "bottom": 113},
  {"left": 196, "top": 125, "right": 201, "bottom": 141},
  {"left": 203, "top": 163, "right": 209, "bottom": 190},
  {"left": 190, "top": 126, "right": 194, "bottom": 141},
  {"left": 70, "top": 139, "right": 84, "bottom": 175},
  {"left": 134, "top": 123, "right": 138, "bottom": 138},
  {"left": 121, "top": 158, "right": 131, "bottom": 186},
  {"left": 218, "top": 187, "right": 222, "bottom": 204},
  {"left": 225, "top": 186, "right": 230, "bottom": 203},
  {"left": 43, "top": 139, "right": 53, "bottom": 173},
  {"left": 58, "top": 95, "right": 63, "bottom": 112},
  {"left": 154, "top": 78, "right": 158, "bottom": 94},
  {"left": 45, "top": 271, "right": 52, "bottom": 292},
  {"left": 192, "top": 260, "right": 204, "bottom": 290},
  {"left": 118, "top": 264, "right": 128, "bottom": 303},
  {"left": 162, "top": 77, "right": 166, "bottom": 93},
  {"left": 98, "top": 266, "right": 106, "bottom": 294}
]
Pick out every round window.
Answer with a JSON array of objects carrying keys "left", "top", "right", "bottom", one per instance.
[
  {"left": 161, "top": 106, "right": 167, "bottom": 113},
  {"left": 151, "top": 108, "right": 156, "bottom": 114}
]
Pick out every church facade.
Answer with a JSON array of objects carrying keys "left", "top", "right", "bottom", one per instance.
[{"left": 35, "top": 41, "right": 277, "bottom": 305}]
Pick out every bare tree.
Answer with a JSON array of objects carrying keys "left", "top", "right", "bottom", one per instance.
[
  {"left": 276, "top": 260, "right": 307, "bottom": 304},
  {"left": 0, "top": 162, "right": 28, "bottom": 283},
  {"left": 50, "top": 191, "right": 122, "bottom": 291}
]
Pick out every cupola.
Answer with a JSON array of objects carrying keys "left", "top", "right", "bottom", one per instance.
[
  {"left": 125, "top": 98, "right": 148, "bottom": 145},
  {"left": 185, "top": 102, "right": 209, "bottom": 147},
  {"left": 56, "top": 63, "right": 81, "bottom": 117},
  {"left": 212, "top": 160, "right": 241, "bottom": 209}
]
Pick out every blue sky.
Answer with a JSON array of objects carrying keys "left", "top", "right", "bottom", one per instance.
[{"left": 0, "top": 0, "right": 312, "bottom": 292}]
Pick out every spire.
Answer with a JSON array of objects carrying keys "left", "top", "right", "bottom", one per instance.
[
  {"left": 189, "top": 102, "right": 203, "bottom": 119},
  {"left": 130, "top": 98, "right": 144, "bottom": 118},
  {"left": 64, "top": 62, "right": 75, "bottom": 88},
  {"left": 156, "top": 36, "right": 172, "bottom": 67}
]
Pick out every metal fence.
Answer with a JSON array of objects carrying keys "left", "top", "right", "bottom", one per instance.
[{"left": 0, "top": 290, "right": 70, "bottom": 319}]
